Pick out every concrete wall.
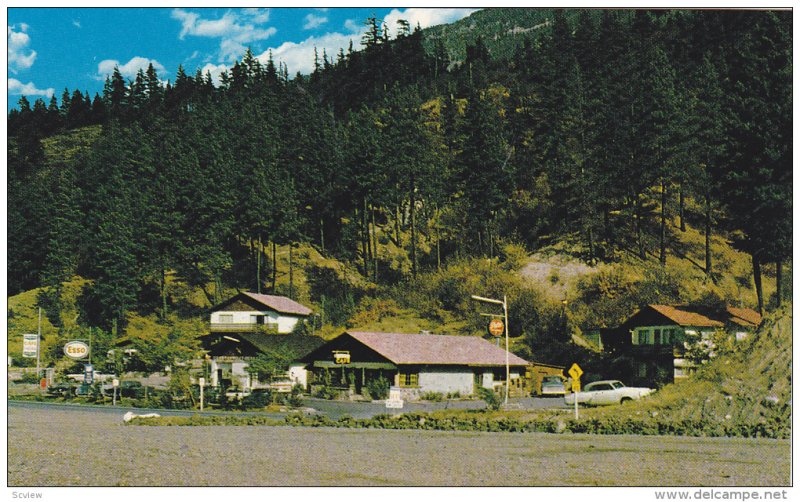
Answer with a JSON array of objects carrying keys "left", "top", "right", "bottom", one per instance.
[
  {"left": 418, "top": 368, "right": 474, "bottom": 395},
  {"left": 288, "top": 364, "right": 308, "bottom": 389}
]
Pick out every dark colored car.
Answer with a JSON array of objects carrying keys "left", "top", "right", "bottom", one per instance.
[
  {"left": 46, "top": 382, "right": 76, "bottom": 397},
  {"left": 103, "top": 380, "right": 145, "bottom": 398}
]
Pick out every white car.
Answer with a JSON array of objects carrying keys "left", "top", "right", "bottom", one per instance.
[{"left": 564, "top": 380, "right": 653, "bottom": 406}]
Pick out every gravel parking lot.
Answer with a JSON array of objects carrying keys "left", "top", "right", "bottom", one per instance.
[{"left": 8, "top": 401, "right": 790, "bottom": 486}]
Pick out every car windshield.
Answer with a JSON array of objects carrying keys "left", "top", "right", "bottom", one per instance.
[{"left": 610, "top": 381, "right": 625, "bottom": 389}]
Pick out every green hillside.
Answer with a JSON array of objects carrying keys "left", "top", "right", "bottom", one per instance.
[{"left": 422, "top": 8, "right": 592, "bottom": 62}]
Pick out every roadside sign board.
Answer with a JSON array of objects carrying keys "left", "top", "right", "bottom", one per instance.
[
  {"left": 84, "top": 364, "right": 94, "bottom": 385},
  {"left": 333, "top": 351, "right": 350, "bottom": 364},
  {"left": 386, "top": 386, "right": 404, "bottom": 409},
  {"left": 22, "top": 334, "right": 38, "bottom": 358},
  {"left": 64, "top": 340, "right": 90, "bottom": 360},
  {"left": 568, "top": 363, "right": 583, "bottom": 381},
  {"left": 488, "top": 319, "right": 505, "bottom": 337},
  {"left": 571, "top": 380, "right": 581, "bottom": 392}
]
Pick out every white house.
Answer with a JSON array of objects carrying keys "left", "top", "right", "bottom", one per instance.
[{"left": 210, "top": 292, "right": 313, "bottom": 335}]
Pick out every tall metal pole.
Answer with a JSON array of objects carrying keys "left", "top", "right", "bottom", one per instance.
[
  {"left": 503, "top": 295, "right": 509, "bottom": 405},
  {"left": 36, "top": 307, "right": 41, "bottom": 386}
]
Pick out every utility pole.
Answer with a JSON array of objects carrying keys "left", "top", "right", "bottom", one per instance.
[
  {"left": 36, "top": 307, "right": 41, "bottom": 390},
  {"left": 471, "top": 295, "right": 510, "bottom": 405}
]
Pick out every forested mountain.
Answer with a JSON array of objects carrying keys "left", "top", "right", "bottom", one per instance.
[{"left": 8, "top": 9, "right": 791, "bottom": 343}]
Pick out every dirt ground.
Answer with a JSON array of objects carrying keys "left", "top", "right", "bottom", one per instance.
[{"left": 7, "top": 402, "right": 790, "bottom": 487}]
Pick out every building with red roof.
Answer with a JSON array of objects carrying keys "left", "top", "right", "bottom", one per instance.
[
  {"left": 300, "top": 331, "right": 531, "bottom": 399},
  {"left": 601, "top": 304, "right": 762, "bottom": 387}
]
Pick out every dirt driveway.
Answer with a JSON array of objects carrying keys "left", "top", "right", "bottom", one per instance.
[{"left": 8, "top": 402, "right": 790, "bottom": 486}]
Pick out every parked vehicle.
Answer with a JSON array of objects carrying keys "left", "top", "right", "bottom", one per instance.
[
  {"left": 46, "top": 382, "right": 76, "bottom": 397},
  {"left": 540, "top": 375, "right": 566, "bottom": 396},
  {"left": 564, "top": 380, "right": 653, "bottom": 406},
  {"left": 102, "top": 380, "right": 144, "bottom": 398}
]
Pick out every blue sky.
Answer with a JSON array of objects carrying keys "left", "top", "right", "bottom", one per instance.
[{"left": 7, "top": 7, "right": 478, "bottom": 111}]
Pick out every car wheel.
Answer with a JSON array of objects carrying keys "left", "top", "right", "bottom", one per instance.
[{"left": 620, "top": 397, "right": 632, "bottom": 404}]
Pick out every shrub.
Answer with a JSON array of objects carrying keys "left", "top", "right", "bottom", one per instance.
[
  {"left": 365, "top": 375, "right": 390, "bottom": 400},
  {"left": 478, "top": 387, "right": 501, "bottom": 410},
  {"left": 281, "top": 384, "right": 304, "bottom": 408},
  {"left": 15, "top": 371, "right": 40, "bottom": 384},
  {"left": 242, "top": 389, "right": 272, "bottom": 409},
  {"left": 420, "top": 391, "right": 444, "bottom": 402}
]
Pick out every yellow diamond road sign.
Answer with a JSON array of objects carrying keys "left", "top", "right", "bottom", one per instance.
[{"left": 568, "top": 363, "right": 583, "bottom": 381}]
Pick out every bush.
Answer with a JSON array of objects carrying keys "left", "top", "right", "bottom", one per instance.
[
  {"left": 242, "top": 389, "right": 272, "bottom": 409},
  {"left": 365, "top": 375, "right": 390, "bottom": 400},
  {"left": 420, "top": 391, "right": 444, "bottom": 402},
  {"left": 15, "top": 371, "right": 40, "bottom": 384},
  {"left": 280, "top": 384, "right": 304, "bottom": 408},
  {"left": 478, "top": 387, "right": 501, "bottom": 410}
]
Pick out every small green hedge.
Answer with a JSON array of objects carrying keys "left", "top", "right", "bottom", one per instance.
[{"left": 127, "top": 410, "right": 788, "bottom": 438}]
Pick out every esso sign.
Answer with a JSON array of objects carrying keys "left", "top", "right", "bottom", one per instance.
[
  {"left": 488, "top": 319, "right": 505, "bottom": 337},
  {"left": 64, "top": 341, "right": 90, "bottom": 359}
]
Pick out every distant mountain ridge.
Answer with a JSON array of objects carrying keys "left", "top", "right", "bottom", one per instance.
[{"left": 421, "top": 8, "right": 592, "bottom": 62}]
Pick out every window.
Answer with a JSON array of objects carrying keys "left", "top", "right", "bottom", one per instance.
[
  {"left": 398, "top": 372, "right": 419, "bottom": 388},
  {"left": 219, "top": 314, "right": 233, "bottom": 324},
  {"left": 654, "top": 329, "right": 662, "bottom": 344},
  {"left": 637, "top": 330, "right": 651, "bottom": 345}
]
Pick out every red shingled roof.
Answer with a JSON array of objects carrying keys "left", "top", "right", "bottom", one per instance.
[
  {"left": 648, "top": 304, "right": 761, "bottom": 328},
  {"left": 241, "top": 292, "right": 313, "bottom": 316},
  {"left": 726, "top": 306, "right": 762, "bottom": 327},
  {"left": 649, "top": 305, "right": 724, "bottom": 327},
  {"left": 346, "top": 331, "right": 530, "bottom": 366}
]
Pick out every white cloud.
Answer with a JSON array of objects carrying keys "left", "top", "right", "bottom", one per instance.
[
  {"left": 8, "top": 78, "right": 54, "bottom": 97},
  {"left": 72, "top": 20, "right": 81, "bottom": 29},
  {"left": 304, "top": 13, "right": 328, "bottom": 30},
  {"left": 199, "top": 62, "right": 229, "bottom": 86},
  {"left": 259, "top": 31, "right": 361, "bottom": 76},
  {"left": 383, "top": 8, "right": 478, "bottom": 37},
  {"left": 97, "top": 56, "right": 166, "bottom": 80},
  {"left": 8, "top": 24, "right": 37, "bottom": 73},
  {"left": 242, "top": 8, "right": 270, "bottom": 24},
  {"left": 343, "top": 19, "right": 362, "bottom": 34},
  {"left": 171, "top": 8, "right": 277, "bottom": 62}
]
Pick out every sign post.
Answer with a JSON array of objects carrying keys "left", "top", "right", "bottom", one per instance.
[
  {"left": 472, "top": 295, "right": 510, "bottom": 406},
  {"left": 199, "top": 377, "right": 205, "bottom": 411},
  {"left": 568, "top": 363, "right": 583, "bottom": 420},
  {"left": 112, "top": 378, "right": 119, "bottom": 406}
]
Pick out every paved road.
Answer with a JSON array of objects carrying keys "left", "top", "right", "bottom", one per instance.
[{"left": 8, "top": 402, "right": 790, "bottom": 486}]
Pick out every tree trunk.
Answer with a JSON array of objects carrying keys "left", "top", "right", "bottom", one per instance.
[
  {"left": 358, "top": 207, "right": 368, "bottom": 276},
  {"left": 435, "top": 206, "right": 441, "bottom": 271},
  {"left": 410, "top": 175, "right": 418, "bottom": 279},
  {"left": 256, "top": 234, "right": 262, "bottom": 294},
  {"left": 634, "top": 196, "right": 646, "bottom": 260},
  {"left": 289, "top": 243, "right": 294, "bottom": 300},
  {"left": 704, "top": 193, "right": 712, "bottom": 278},
  {"left": 160, "top": 263, "right": 168, "bottom": 320},
  {"left": 272, "top": 242, "right": 277, "bottom": 293},
  {"left": 587, "top": 226, "right": 595, "bottom": 264},
  {"left": 752, "top": 254, "right": 764, "bottom": 315},
  {"left": 659, "top": 180, "right": 667, "bottom": 266},
  {"left": 679, "top": 186, "right": 686, "bottom": 232},
  {"left": 319, "top": 217, "right": 325, "bottom": 253},
  {"left": 776, "top": 260, "right": 782, "bottom": 308},
  {"left": 371, "top": 204, "right": 378, "bottom": 282}
]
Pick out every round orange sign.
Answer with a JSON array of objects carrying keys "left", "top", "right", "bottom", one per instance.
[{"left": 488, "top": 319, "right": 504, "bottom": 337}]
